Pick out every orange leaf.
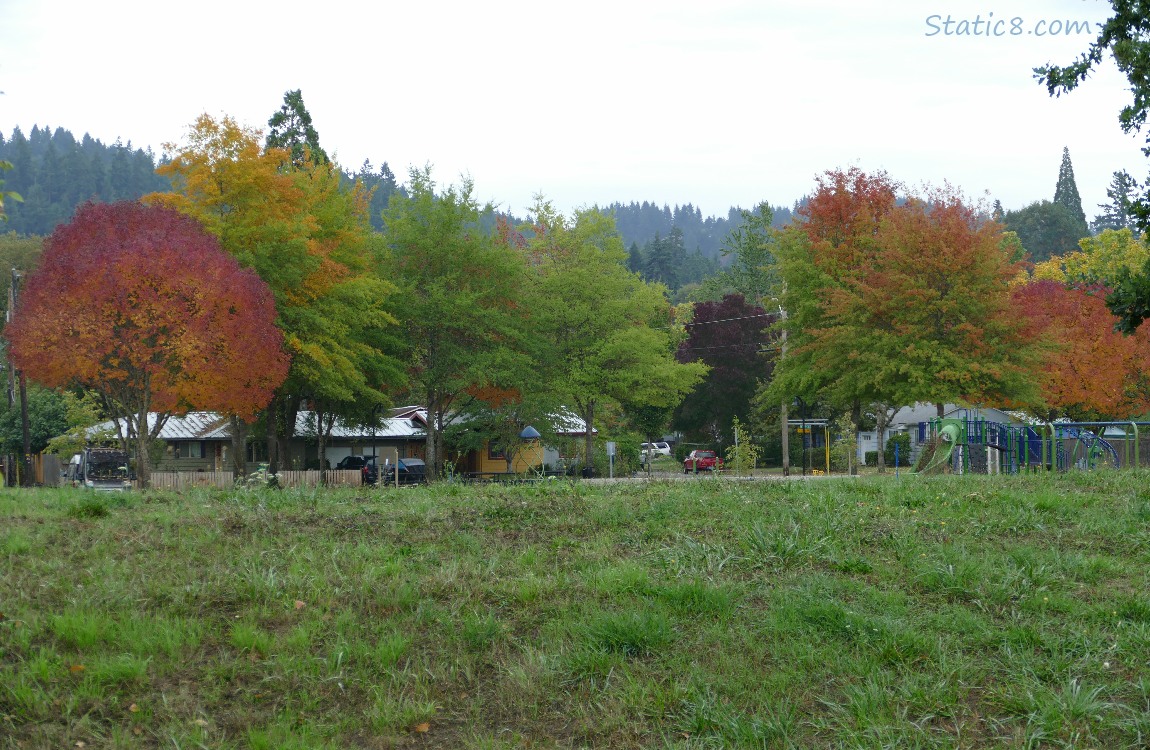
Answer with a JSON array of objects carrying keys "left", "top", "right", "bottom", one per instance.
[
  {"left": 294, "top": 600, "right": 306, "bottom": 610},
  {"left": 413, "top": 722, "right": 430, "bottom": 733},
  {"left": 129, "top": 703, "right": 140, "bottom": 713},
  {"left": 69, "top": 664, "right": 85, "bottom": 672}
]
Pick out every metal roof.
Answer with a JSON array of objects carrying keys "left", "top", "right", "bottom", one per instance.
[{"left": 87, "top": 407, "right": 592, "bottom": 441}]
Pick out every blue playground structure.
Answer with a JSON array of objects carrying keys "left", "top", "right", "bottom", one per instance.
[{"left": 916, "top": 417, "right": 1150, "bottom": 474}]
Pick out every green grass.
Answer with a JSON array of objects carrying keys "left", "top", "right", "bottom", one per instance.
[{"left": 2, "top": 472, "right": 1150, "bottom": 747}]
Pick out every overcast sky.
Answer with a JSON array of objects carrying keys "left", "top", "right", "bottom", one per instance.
[{"left": 1, "top": 0, "right": 1144, "bottom": 220}]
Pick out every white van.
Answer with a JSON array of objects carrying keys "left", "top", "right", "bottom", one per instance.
[{"left": 640, "top": 441, "right": 672, "bottom": 457}]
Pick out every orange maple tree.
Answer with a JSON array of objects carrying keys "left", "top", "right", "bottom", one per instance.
[
  {"left": 771, "top": 173, "right": 1041, "bottom": 422},
  {"left": 5, "top": 201, "right": 289, "bottom": 486},
  {"left": 1013, "top": 279, "right": 1150, "bottom": 419}
]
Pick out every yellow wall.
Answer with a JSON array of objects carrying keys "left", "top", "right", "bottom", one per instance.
[{"left": 476, "top": 440, "right": 545, "bottom": 474}]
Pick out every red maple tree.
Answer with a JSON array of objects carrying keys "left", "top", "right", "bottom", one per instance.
[
  {"left": 1013, "top": 279, "right": 1150, "bottom": 419},
  {"left": 5, "top": 202, "right": 289, "bottom": 485}
]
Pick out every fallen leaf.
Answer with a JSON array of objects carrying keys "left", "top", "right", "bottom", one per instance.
[
  {"left": 75, "top": 743, "right": 86, "bottom": 748},
  {"left": 132, "top": 727, "right": 143, "bottom": 736},
  {"left": 294, "top": 600, "right": 306, "bottom": 610},
  {"left": 413, "top": 722, "right": 430, "bottom": 733},
  {"left": 192, "top": 719, "right": 208, "bottom": 727},
  {"left": 128, "top": 703, "right": 139, "bottom": 713},
  {"left": 69, "top": 664, "right": 85, "bottom": 673}
]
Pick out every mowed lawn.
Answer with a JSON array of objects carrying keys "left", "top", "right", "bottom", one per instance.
[{"left": 2, "top": 472, "right": 1149, "bottom": 749}]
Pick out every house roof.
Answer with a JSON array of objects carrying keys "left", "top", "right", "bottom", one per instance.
[
  {"left": 86, "top": 407, "right": 594, "bottom": 441},
  {"left": 889, "top": 403, "right": 1027, "bottom": 427},
  {"left": 91, "top": 411, "right": 232, "bottom": 441}
]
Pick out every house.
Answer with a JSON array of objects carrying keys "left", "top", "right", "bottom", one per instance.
[
  {"left": 86, "top": 412, "right": 233, "bottom": 471},
  {"left": 291, "top": 406, "right": 429, "bottom": 468},
  {"left": 87, "top": 406, "right": 594, "bottom": 476}
]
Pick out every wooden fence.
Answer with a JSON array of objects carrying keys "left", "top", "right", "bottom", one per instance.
[{"left": 143, "top": 469, "right": 363, "bottom": 490}]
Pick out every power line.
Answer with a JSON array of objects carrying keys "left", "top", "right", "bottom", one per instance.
[{"left": 682, "top": 312, "right": 777, "bottom": 327}]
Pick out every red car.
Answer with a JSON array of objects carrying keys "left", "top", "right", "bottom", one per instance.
[{"left": 684, "top": 450, "right": 723, "bottom": 473}]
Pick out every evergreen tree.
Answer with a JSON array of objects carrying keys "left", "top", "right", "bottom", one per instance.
[
  {"left": 1053, "top": 146, "right": 1089, "bottom": 236},
  {"left": 627, "top": 241, "right": 642, "bottom": 273},
  {"left": 992, "top": 199, "right": 1005, "bottom": 222},
  {"left": 266, "top": 89, "right": 328, "bottom": 166},
  {"left": 1003, "top": 200, "right": 1088, "bottom": 263},
  {"left": 344, "top": 159, "right": 401, "bottom": 230},
  {"left": 1093, "top": 169, "right": 1141, "bottom": 233}
]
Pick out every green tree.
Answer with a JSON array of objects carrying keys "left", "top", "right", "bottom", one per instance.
[
  {"left": 0, "top": 384, "right": 67, "bottom": 455},
  {"left": 1003, "top": 200, "right": 1088, "bottom": 263},
  {"left": 266, "top": 89, "right": 328, "bottom": 166},
  {"left": 148, "top": 113, "right": 401, "bottom": 474},
  {"left": 1036, "top": 2, "right": 1150, "bottom": 232},
  {"left": 382, "top": 169, "right": 531, "bottom": 479},
  {"left": 768, "top": 170, "right": 1040, "bottom": 425},
  {"left": 1053, "top": 146, "right": 1089, "bottom": 236},
  {"left": 0, "top": 160, "right": 21, "bottom": 220},
  {"left": 523, "top": 203, "right": 707, "bottom": 470},
  {"left": 44, "top": 390, "right": 113, "bottom": 459},
  {"left": 1094, "top": 169, "right": 1141, "bottom": 232},
  {"left": 1033, "top": 228, "right": 1150, "bottom": 286}
]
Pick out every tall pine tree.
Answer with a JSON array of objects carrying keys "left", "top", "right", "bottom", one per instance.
[
  {"left": 1094, "top": 169, "right": 1141, "bottom": 233},
  {"left": 1053, "top": 146, "right": 1089, "bottom": 237},
  {"left": 266, "top": 89, "right": 328, "bottom": 166}
]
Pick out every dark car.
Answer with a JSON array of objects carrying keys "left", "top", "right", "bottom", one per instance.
[
  {"left": 382, "top": 457, "right": 427, "bottom": 485},
  {"left": 361, "top": 455, "right": 380, "bottom": 485},
  {"left": 335, "top": 455, "right": 371, "bottom": 471}
]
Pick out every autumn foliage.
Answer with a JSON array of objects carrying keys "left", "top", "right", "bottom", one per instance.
[
  {"left": 771, "top": 169, "right": 1041, "bottom": 413},
  {"left": 1013, "top": 280, "right": 1150, "bottom": 419},
  {"left": 6, "top": 201, "right": 289, "bottom": 422}
]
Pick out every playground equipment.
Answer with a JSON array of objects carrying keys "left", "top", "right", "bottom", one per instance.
[{"left": 916, "top": 417, "right": 1150, "bottom": 474}]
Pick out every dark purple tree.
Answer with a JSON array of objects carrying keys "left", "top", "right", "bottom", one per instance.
[{"left": 673, "top": 294, "right": 776, "bottom": 444}]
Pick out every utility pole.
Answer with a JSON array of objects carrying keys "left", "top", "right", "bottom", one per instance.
[
  {"left": 8, "top": 269, "right": 30, "bottom": 485},
  {"left": 779, "top": 305, "right": 789, "bottom": 477}
]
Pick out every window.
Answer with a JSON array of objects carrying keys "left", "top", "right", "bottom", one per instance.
[
  {"left": 488, "top": 442, "right": 505, "bottom": 460},
  {"left": 176, "top": 442, "right": 204, "bottom": 459}
]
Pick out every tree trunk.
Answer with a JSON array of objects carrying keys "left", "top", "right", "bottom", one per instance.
[
  {"left": 229, "top": 415, "right": 248, "bottom": 477},
  {"left": 780, "top": 400, "right": 790, "bottom": 477},
  {"left": 425, "top": 397, "right": 441, "bottom": 481},
  {"left": 936, "top": 403, "right": 945, "bottom": 419},
  {"left": 850, "top": 401, "right": 862, "bottom": 476},
  {"left": 266, "top": 401, "right": 279, "bottom": 474},
  {"left": 316, "top": 404, "right": 328, "bottom": 485},
  {"left": 875, "top": 407, "right": 889, "bottom": 473},
  {"left": 135, "top": 402, "right": 151, "bottom": 490},
  {"left": 583, "top": 401, "right": 596, "bottom": 478},
  {"left": 278, "top": 397, "right": 300, "bottom": 472}
]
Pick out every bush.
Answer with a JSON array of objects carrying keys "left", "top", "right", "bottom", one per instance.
[
  {"left": 885, "top": 432, "right": 912, "bottom": 468},
  {"left": 864, "top": 451, "right": 878, "bottom": 466}
]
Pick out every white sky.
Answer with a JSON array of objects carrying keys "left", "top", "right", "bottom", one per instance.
[{"left": 1, "top": 0, "right": 1144, "bottom": 220}]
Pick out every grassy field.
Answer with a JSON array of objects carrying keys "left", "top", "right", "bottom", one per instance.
[{"left": 2, "top": 472, "right": 1149, "bottom": 749}]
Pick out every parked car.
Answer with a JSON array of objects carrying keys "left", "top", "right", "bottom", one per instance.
[
  {"left": 380, "top": 457, "right": 427, "bottom": 485},
  {"left": 640, "top": 441, "right": 672, "bottom": 458},
  {"left": 683, "top": 449, "right": 723, "bottom": 473},
  {"left": 361, "top": 456, "right": 380, "bottom": 485},
  {"left": 334, "top": 455, "right": 372, "bottom": 471},
  {"left": 68, "top": 447, "right": 134, "bottom": 491}
]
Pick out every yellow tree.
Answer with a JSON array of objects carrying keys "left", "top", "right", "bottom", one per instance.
[
  {"left": 1032, "top": 228, "right": 1150, "bottom": 286},
  {"left": 146, "top": 114, "right": 402, "bottom": 474}
]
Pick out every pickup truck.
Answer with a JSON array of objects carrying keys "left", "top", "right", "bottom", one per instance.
[{"left": 684, "top": 450, "right": 723, "bottom": 473}]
